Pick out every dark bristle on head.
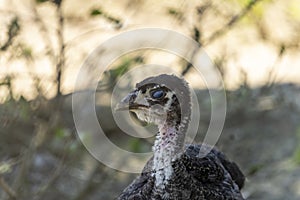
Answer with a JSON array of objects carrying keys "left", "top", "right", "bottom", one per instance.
[{"left": 136, "top": 74, "right": 191, "bottom": 123}]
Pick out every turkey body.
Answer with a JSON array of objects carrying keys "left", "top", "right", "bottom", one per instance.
[
  {"left": 116, "top": 74, "right": 245, "bottom": 200},
  {"left": 118, "top": 144, "right": 245, "bottom": 200}
]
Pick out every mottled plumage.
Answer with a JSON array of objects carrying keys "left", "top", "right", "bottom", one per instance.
[{"left": 116, "top": 74, "right": 245, "bottom": 200}]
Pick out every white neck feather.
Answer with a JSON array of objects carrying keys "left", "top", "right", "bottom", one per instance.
[{"left": 152, "top": 123, "right": 184, "bottom": 188}]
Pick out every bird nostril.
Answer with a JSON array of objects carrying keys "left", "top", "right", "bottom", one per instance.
[{"left": 129, "top": 94, "right": 137, "bottom": 102}]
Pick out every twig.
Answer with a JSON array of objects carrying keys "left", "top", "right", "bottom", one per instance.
[
  {"left": 205, "top": 0, "right": 263, "bottom": 45},
  {"left": 33, "top": 145, "right": 67, "bottom": 200},
  {"left": 73, "top": 164, "right": 118, "bottom": 200},
  {"left": 0, "top": 17, "right": 20, "bottom": 51},
  {"left": 0, "top": 176, "right": 17, "bottom": 200},
  {"left": 182, "top": 0, "right": 263, "bottom": 76},
  {"left": 55, "top": 0, "right": 65, "bottom": 96},
  {"left": 73, "top": 164, "right": 100, "bottom": 200},
  {"left": 11, "top": 135, "right": 37, "bottom": 199},
  {"left": 31, "top": 1, "right": 55, "bottom": 62},
  {"left": 265, "top": 44, "right": 287, "bottom": 88},
  {"left": 181, "top": 27, "right": 201, "bottom": 76}
]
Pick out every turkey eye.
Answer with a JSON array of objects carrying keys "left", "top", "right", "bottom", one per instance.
[{"left": 151, "top": 89, "right": 165, "bottom": 99}]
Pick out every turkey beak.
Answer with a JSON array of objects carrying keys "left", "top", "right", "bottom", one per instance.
[
  {"left": 115, "top": 90, "right": 150, "bottom": 111},
  {"left": 115, "top": 90, "right": 137, "bottom": 111}
]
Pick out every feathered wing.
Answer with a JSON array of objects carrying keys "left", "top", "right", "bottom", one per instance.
[
  {"left": 118, "top": 144, "right": 245, "bottom": 200},
  {"left": 117, "top": 159, "right": 154, "bottom": 200},
  {"left": 117, "top": 174, "right": 153, "bottom": 200},
  {"left": 214, "top": 149, "right": 245, "bottom": 190},
  {"left": 183, "top": 144, "right": 245, "bottom": 200}
]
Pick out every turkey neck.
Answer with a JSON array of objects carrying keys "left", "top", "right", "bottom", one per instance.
[{"left": 152, "top": 121, "right": 185, "bottom": 188}]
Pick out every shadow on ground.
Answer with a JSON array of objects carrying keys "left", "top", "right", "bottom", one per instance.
[{"left": 0, "top": 83, "right": 300, "bottom": 199}]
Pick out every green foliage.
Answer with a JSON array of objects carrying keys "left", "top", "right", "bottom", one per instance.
[
  {"left": 89, "top": 7, "right": 121, "bottom": 25},
  {"left": 292, "top": 127, "right": 300, "bottom": 164},
  {"left": 21, "top": 46, "right": 32, "bottom": 59},
  {"left": 55, "top": 127, "right": 67, "bottom": 139},
  {"left": 235, "top": 0, "right": 258, "bottom": 7},
  {"left": 247, "top": 0, "right": 274, "bottom": 20},
  {"left": 54, "top": 127, "right": 70, "bottom": 139},
  {"left": 287, "top": 0, "right": 300, "bottom": 21},
  {"left": 68, "top": 141, "right": 80, "bottom": 152},
  {"left": 111, "top": 56, "right": 143, "bottom": 78},
  {"left": 247, "top": 163, "right": 265, "bottom": 175},
  {"left": 90, "top": 8, "right": 103, "bottom": 16},
  {"left": 2, "top": 99, "right": 32, "bottom": 121},
  {"left": 293, "top": 147, "right": 300, "bottom": 164},
  {"left": 36, "top": 0, "right": 48, "bottom": 3},
  {"left": 128, "top": 138, "right": 143, "bottom": 152},
  {"left": 227, "top": 0, "right": 273, "bottom": 24},
  {"left": 19, "top": 101, "right": 30, "bottom": 121},
  {"left": 100, "top": 56, "right": 144, "bottom": 91},
  {"left": 167, "top": 7, "right": 184, "bottom": 21},
  {"left": 12, "top": 43, "right": 33, "bottom": 60},
  {"left": 0, "top": 162, "right": 12, "bottom": 174}
]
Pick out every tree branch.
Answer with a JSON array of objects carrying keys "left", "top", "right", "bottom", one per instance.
[
  {"left": 0, "top": 175, "right": 17, "bottom": 200},
  {"left": 55, "top": 0, "right": 65, "bottom": 96},
  {"left": 205, "top": 0, "right": 263, "bottom": 45}
]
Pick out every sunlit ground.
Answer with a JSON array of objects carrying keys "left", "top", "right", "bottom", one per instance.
[{"left": 0, "top": 0, "right": 300, "bottom": 102}]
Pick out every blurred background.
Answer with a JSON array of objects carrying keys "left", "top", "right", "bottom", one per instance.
[{"left": 1, "top": 0, "right": 300, "bottom": 199}]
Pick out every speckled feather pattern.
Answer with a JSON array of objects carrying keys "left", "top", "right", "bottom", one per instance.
[
  {"left": 117, "top": 74, "right": 245, "bottom": 200},
  {"left": 118, "top": 144, "right": 245, "bottom": 200}
]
